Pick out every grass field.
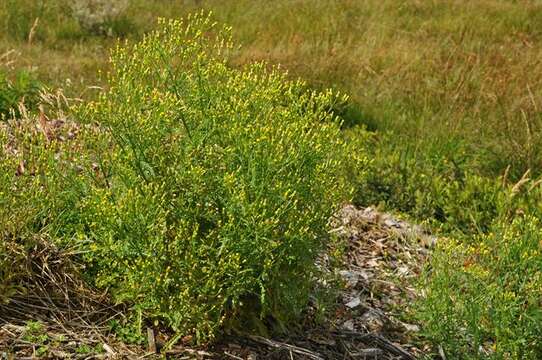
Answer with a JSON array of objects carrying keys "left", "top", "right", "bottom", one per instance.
[
  {"left": 3, "top": 0, "right": 542, "bottom": 178},
  {"left": 1, "top": 1, "right": 542, "bottom": 358}
]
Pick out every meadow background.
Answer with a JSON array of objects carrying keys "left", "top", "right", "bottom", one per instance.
[
  {"left": 3, "top": 0, "right": 542, "bottom": 178},
  {"left": 1, "top": 0, "right": 541, "bottom": 358}
]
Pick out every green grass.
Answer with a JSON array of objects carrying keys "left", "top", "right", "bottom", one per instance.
[
  {"left": 1, "top": 1, "right": 542, "bottom": 358},
  {"left": 0, "top": 67, "right": 42, "bottom": 118}
]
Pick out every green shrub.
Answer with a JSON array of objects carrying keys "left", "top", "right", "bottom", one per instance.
[
  {"left": 72, "top": 13, "right": 362, "bottom": 342},
  {"left": 0, "top": 12, "right": 362, "bottom": 342}
]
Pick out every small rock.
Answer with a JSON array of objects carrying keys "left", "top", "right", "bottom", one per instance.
[
  {"left": 342, "top": 319, "right": 355, "bottom": 331},
  {"left": 345, "top": 296, "right": 361, "bottom": 309}
]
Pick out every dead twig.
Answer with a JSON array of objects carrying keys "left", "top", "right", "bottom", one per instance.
[{"left": 248, "top": 335, "right": 326, "bottom": 360}]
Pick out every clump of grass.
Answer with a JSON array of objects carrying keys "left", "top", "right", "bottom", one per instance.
[
  {"left": 352, "top": 132, "right": 503, "bottom": 234},
  {"left": 0, "top": 88, "right": 85, "bottom": 305},
  {"left": 0, "top": 68, "right": 43, "bottom": 119}
]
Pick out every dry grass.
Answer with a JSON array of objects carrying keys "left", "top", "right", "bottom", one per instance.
[{"left": 204, "top": 0, "right": 542, "bottom": 177}]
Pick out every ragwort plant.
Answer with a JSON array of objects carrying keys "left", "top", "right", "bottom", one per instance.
[{"left": 76, "top": 13, "right": 362, "bottom": 342}]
